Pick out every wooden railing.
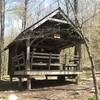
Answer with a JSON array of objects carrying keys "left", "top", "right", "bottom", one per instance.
[
  {"left": 30, "top": 52, "right": 60, "bottom": 70},
  {"left": 12, "top": 52, "right": 25, "bottom": 71},
  {"left": 63, "top": 55, "right": 80, "bottom": 71},
  {"left": 12, "top": 51, "right": 80, "bottom": 71}
]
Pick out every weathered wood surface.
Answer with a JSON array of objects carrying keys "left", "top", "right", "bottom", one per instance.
[
  {"left": 12, "top": 52, "right": 25, "bottom": 71},
  {"left": 12, "top": 53, "right": 24, "bottom": 61},
  {"left": 11, "top": 50, "right": 80, "bottom": 72},
  {"left": 31, "top": 63, "right": 61, "bottom": 66},
  {"left": 30, "top": 52, "right": 60, "bottom": 70},
  {"left": 30, "top": 56, "right": 59, "bottom": 59},
  {"left": 26, "top": 39, "right": 31, "bottom": 71},
  {"left": 31, "top": 52, "right": 59, "bottom": 56},
  {"left": 14, "top": 70, "right": 80, "bottom": 76}
]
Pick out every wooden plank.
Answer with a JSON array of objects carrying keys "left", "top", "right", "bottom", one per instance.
[
  {"left": 14, "top": 71, "right": 26, "bottom": 75},
  {"left": 30, "top": 51, "right": 34, "bottom": 69},
  {"left": 48, "top": 53, "right": 51, "bottom": 70},
  {"left": 69, "top": 59, "right": 79, "bottom": 62},
  {"left": 31, "top": 56, "right": 59, "bottom": 59},
  {"left": 32, "top": 63, "right": 47, "bottom": 66},
  {"left": 27, "top": 76, "right": 31, "bottom": 90},
  {"left": 50, "top": 63, "right": 61, "bottom": 66},
  {"left": 26, "top": 39, "right": 31, "bottom": 70},
  {"left": 12, "top": 53, "right": 24, "bottom": 60},
  {"left": 48, "top": 18, "right": 68, "bottom": 24},
  {"left": 31, "top": 63, "right": 61, "bottom": 66},
  {"left": 14, "top": 70, "right": 80, "bottom": 76},
  {"left": 18, "top": 77, "right": 22, "bottom": 87},
  {"left": 15, "top": 63, "right": 25, "bottom": 67},
  {"left": 26, "top": 70, "right": 80, "bottom": 76},
  {"left": 65, "top": 64, "right": 77, "bottom": 67},
  {"left": 12, "top": 56, "right": 24, "bottom": 62},
  {"left": 65, "top": 63, "right": 78, "bottom": 71},
  {"left": 30, "top": 9, "right": 60, "bottom": 31},
  {"left": 31, "top": 52, "right": 59, "bottom": 57}
]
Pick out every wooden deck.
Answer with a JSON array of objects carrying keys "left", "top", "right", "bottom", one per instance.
[{"left": 14, "top": 70, "right": 80, "bottom": 76}]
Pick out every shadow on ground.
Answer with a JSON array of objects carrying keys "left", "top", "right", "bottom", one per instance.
[{"left": 0, "top": 79, "right": 75, "bottom": 91}]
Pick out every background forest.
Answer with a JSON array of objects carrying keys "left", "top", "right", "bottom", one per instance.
[{"left": 0, "top": 0, "right": 100, "bottom": 78}]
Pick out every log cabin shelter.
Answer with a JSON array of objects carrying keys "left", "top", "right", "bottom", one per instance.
[{"left": 5, "top": 8, "right": 84, "bottom": 90}]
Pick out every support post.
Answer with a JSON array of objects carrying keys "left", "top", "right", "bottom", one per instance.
[
  {"left": 27, "top": 76, "right": 31, "bottom": 90},
  {"left": 74, "top": 44, "right": 81, "bottom": 70},
  {"left": 26, "top": 39, "right": 31, "bottom": 71},
  {"left": 10, "top": 76, "right": 13, "bottom": 83},
  {"left": 26, "top": 39, "right": 31, "bottom": 90},
  {"left": 18, "top": 77, "right": 22, "bottom": 87},
  {"left": 45, "top": 75, "right": 48, "bottom": 80},
  {"left": 78, "top": 44, "right": 81, "bottom": 70},
  {"left": 48, "top": 53, "right": 51, "bottom": 70},
  {"left": 64, "top": 54, "right": 67, "bottom": 70}
]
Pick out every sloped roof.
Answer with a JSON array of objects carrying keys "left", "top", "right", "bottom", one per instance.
[{"left": 5, "top": 7, "right": 82, "bottom": 50}]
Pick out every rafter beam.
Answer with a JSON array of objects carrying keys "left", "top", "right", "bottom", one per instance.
[{"left": 48, "top": 18, "right": 68, "bottom": 24}]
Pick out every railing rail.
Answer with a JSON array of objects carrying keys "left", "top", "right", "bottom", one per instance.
[
  {"left": 12, "top": 52, "right": 25, "bottom": 70},
  {"left": 12, "top": 51, "right": 80, "bottom": 71}
]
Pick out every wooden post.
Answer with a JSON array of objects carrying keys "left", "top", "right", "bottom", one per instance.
[
  {"left": 27, "top": 76, "right": 31, "bottom": 90},
  {"left": 0, "top": 0, "right": 5, "bottom": 80},
  {"left": 74, "top": 44, "right": 78, "bottom": 70},
  {"left": 26, "top": 39, "right": 31, "bottom": 90},
  {"left": 18, "top": 77, "right": 22, "bottom": 87},
  {"left": 10, "top": 76, "right": 13, "bottom": 83},
  {"left": 26, "top": 39, "right": 30, "bottom": 71},
  {"left": 48, "top": 53, "right": 51, "bottom": 70},
  {"left": 74, "top": 44, "right": 81, "bottom": 70},
  {"left": 45, "top": 75, "right": 48, "bottom": 80},
  {"left": 30, "top": 50, "right": 34, "bottom": 70},
  {"left": 78, "top": 44, "right": 81, "bottom": 70},
  {"left": 64, "top": 54, "right": 67, "bottom": 70}
]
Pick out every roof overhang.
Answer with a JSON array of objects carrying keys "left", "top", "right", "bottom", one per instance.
[{"left": 4, "top": 7, "right": 83, "bottom": 50}]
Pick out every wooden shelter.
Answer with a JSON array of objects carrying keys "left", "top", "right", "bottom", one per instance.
[{"left": 5, "top": 8, "right": 84, "bottom": 90}]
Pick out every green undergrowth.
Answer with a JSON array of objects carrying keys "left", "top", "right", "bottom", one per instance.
[{"left": 87, "top": 96, "right": 100, "bottom": 100}]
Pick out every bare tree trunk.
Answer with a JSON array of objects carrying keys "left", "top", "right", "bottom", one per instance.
[
  {"left": 0, "top": 1, "right": 1, "bottom": 80},
  {"left": 84, "top": 38, "right": 99, "bottom": 100},
  {"left": 64, "top": 0, "right": 69, "bottom": 16},
  {"left": 73, "top": 0, "right": 99, "bottom": 99},
  {"left": 22, "top": 0, "right": 29, "bottom": 30},
  {"left": 0, "top": 0, "right": 5, "bottom": 80},
  {"left": 74, "top": 0, "right": 78, "bottom": 25}
]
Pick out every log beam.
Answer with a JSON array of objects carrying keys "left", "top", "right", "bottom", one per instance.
[
  {"left": 27, "top": 76, "right": 31, "bottom": 90},
  {"left": 10, "top": 76, "right": 13, "bottom": 83},
  {"left": 48, "top": 18, "right": 67, "bottom": 24},
  {"left": 18, "top": 77, "right": 22, "bottom": 87},
  {"left": 26, "top": 39, "right": 31, "bottom": 71}
]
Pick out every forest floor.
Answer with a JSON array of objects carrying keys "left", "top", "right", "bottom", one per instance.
[{"left": 0, "top": 72, "right": 100, "bottom": 100}]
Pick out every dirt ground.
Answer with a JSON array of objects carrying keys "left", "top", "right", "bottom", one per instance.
[{"left": 0, "top": 74, "right": 100, "bottom": 100}]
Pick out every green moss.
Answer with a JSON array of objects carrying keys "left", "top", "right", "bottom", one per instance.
[{"left": 87, "top": 96, "right": 97, "bottom": 100}]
